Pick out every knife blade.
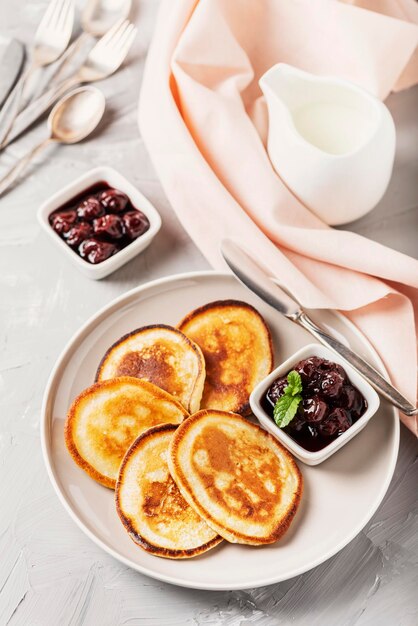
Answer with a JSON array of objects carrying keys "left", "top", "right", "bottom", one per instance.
[
  {"left": 221, "top": 238, "right": 417, "bottom": 417},
  {"left": 220, "top": 238, "right": 301, "bottom": 319},
  {"left": 0, "top": 37, "right": 25, "bottom": 109}
]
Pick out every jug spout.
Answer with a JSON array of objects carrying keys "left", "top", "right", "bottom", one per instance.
[
  {"left": 260, "top": 63, "right": 389, "bottom": 156},
  {"left": 259, "top": 63, "right": 312, "bottom": 113}
]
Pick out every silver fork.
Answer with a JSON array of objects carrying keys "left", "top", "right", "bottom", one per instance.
[
  {"left": 2, "top": 18, "right": 137, "bottom": 148},
  {"left": 0, "top": 0, "right": 74, "bottom": 146},
  {"left": 48, "top": 0, "right": 132, "bottom": 89}
]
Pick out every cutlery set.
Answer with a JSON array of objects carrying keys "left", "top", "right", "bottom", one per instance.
[{"left": 0, "top": 0, "right": 136, "bottom": 196}]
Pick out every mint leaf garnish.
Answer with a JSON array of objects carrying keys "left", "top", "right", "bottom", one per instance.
[
  {"left": 273, "top": 370, "right": 303, "bottom": 428},
  {"left": 285, "top": 370, "right": 303, "bottom": 396},
  {"left": 273, "top": 394, "right": 301, "bottom": 427}
]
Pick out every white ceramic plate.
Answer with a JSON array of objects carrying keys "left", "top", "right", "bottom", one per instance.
[{"left": 41, "top": 272, "right": 399, "bottom": 590}]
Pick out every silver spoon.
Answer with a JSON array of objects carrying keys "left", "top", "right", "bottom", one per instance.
[
  {"left": 82, "top": 0, "right": 132, "bottom": 37},
  {"left": 0, "top": 86, "right": 105, "bottom": 196}
]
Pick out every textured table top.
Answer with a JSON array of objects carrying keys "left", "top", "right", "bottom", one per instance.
[{"left": 1, "top": 1, "right": 417, "bottom": 625}]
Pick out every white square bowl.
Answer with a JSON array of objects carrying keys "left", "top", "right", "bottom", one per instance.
[
  {"left": 250, "top": 343, "right": 380, "bottom": 465},
  {"left": 37, "top": 166, "right": 162, "bottom": 280}
]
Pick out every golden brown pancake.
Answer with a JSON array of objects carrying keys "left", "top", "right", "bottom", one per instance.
[
  {"left": 168, "top": 410, "right": 303, "bottom": 545},
  {"left": 96, "top": 325, "right": 205, "bottom": 413},
  {"left": 65, "top": 377, "right": 188, "bottom": 489},
  {"left": 178, "top": 300, "right": 273, "bottom": 415},
  {"left": 115, "top": 424, "right": 223, "bottom": 559}
]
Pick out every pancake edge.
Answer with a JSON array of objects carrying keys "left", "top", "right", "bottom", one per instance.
[
  {"left": 65, "top": 376, "right": 189, "bottom": 489},
  {"left": 115, "top": 423, "right": 223, "bottom": 559},
  {"left": 94, "top": 324, "right": 206, "bottom": 413},
  {"left": 178, "top": 300, "right": 274, "bottom": 415},
  {"left": 168, "top": 409, "right": 303, "bottom": 545}
]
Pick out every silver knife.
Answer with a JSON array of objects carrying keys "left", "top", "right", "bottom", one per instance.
[
  {"left": 0, "top": 37, "right": 25, "bottom": 108},
  {"left": 221, "top": 238, "right": 417, "bottom": 417}
]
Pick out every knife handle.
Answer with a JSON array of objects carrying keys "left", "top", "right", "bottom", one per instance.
[{"left": 296, "top": 312, "right": 418, "bottom": 417}]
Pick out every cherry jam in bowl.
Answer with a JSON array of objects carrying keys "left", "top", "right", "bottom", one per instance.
[
  {"left": 250, "top": 344, "right": 380, "bottom": 465},
  {"left": 38, "top": 167, "right": 161, "bottom": 279}
]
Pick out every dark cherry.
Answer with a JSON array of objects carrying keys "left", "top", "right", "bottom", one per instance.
[
  {"left": 294, "top": 357, "right": 323, "bottom": 392},
  {"left": 76, "top": 197, "right": 104, "bottom": 221},
  {"left": 99, "top": 188, "right": 129, "bottom": 213},
  {"left": 319, "top": 408, "right": 352, "bottom": 437},
  {"left": 295, "top": 357, "right": 322, "bottom": 383},
  {"left": 262, "top": 355, "right": 367, "bottom": 452},
  {"left": 50, "top": 210, "right": 77, "bottom": 235},
  {"left": 341, "top": 385, "right": 364, "bottom": 417},
  {"left": 50, "top": 183, "right": 151, "bottom": 264},
  {"left": 266, "top": 377, "right": 288, "bottom": 406},
  {"left": 320, "top": 370, "right": 345, "bottom": 399},
  {"left": 286, "top": 410, "right": 306, "bottom": 433},
  {"left": 122, "top": 210, "right": 150, "bottom": 240},
  {"left": 64, "top": 222, "right": 92, "bottom": 248},
  {"left": 79, "top": 238, "right": 118, "bottom": 264},
  {"left": 302, "top": 396, "right": 328, "bottom": 423},
  {"left": 318, "top": 360, "right": 347, "bottom": 380},
  {"left": 93, "top": 214, "right": 124, "bottom": 240}
]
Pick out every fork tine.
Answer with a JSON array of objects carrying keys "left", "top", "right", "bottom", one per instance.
[
  {"left": 41, "top": 0, "right": 68, "bottom": 32},
  {"left": 108, "top": 21, "right": 132, "bottom": 50},
  {"left": 57, "top": 0, "right": 70, "bottom": 28},
  {"left": 53, "top": 0, "right": 70, "bottom": 29},
  {"left": 97, "top": 18, "right": 127, "bottom": 47},
  {"left": 49, "top": 0, "right": 66, "bottom": 28},
  {"left": 41, "top": 0, "right": 61, "bottom": 29},
  {"left": 108, "top": 19, "right": 131, "bottom": 45},
  {"left": 113, "top": 23, "right": 136, "bottom": 54},
  {"left": 92, "top": 22, "right": 130, "bottom": 57},
  {"left": 114, "top": 26, "right": 137, "bottom": 62},
  {"left": 49, "top": 0, "right": 71, "bottom": 32},
  {"left": 57, "top": 0, "right": 73, "bottom": 31}
]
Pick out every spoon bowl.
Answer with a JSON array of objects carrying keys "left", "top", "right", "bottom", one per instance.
[
  {"left": 48, "top": 86, "right": 106, "bottom": 143},
  {"left": 82, "top": 0, "right": 132, "bottom": 37},
  {"left": 0, "top": 86, "right": 106, "bottom": 196}
]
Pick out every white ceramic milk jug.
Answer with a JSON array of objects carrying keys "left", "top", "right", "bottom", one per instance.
[{"left": 259, "top": 64, "right": 396, "bottom": 225}]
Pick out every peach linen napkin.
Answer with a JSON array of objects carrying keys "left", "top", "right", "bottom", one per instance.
[{"left": 139, "top": 0, "right": 418, "bottom": 434}]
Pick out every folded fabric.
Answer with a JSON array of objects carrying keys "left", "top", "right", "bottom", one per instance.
[
  {"left": 341, "top": 0, "right": 418, "bottom": 91},
  {"left": 139, "top": 0, "right": 418, "bottom": 433}
]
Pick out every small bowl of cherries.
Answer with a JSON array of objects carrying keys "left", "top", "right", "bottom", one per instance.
[
  {"left": 38, "top": 166, "right": 161, "bottom": 279},
  {"left": 250, "top": 343, "right": 380, "bottom": 465}
]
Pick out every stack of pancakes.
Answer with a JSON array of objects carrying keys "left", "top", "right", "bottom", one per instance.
[{"left": 65, "top": 300, "right": 303, "bottom": 558}]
